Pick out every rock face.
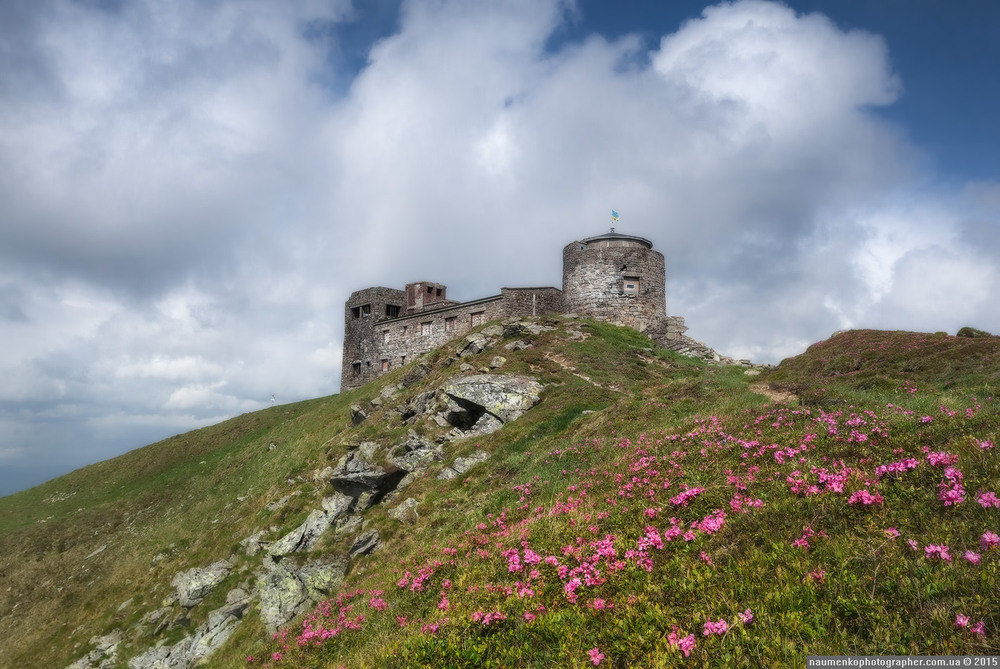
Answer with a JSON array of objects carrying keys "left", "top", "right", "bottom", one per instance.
[
  {"left": 171, "top": 561, "right": 232, "bottom": 608},
  {"left": 267, "top": 509, "right": 335, "bottom": 557},
  {"left": 257, "top": 558, "right": 348, "bottom": 632},
  {"left": 127, "top": 590, "right": 250, "bottom": 669},
  {"left": 349, "top": 529, "right": 381, "bottom": 557},
  {"left": 329, "top": 448, "right": 406, "bottom": 504},
  {"left": 66, "top": 630, "right": 122, "bottom": 669},
  {"left": 441, "top": 374, "right": 543, "bottom": 435},
  {"left": 387, "top": 498, "right": 419, "bottom": 523}
]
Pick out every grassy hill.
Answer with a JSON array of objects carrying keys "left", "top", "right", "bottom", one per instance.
[{"left": 1, "top": 321, "right": 998, "bottom": 667}]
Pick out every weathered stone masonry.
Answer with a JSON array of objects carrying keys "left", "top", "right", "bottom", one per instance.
[{"left": 341, "top": 232, "right": 722, "bottom": 391}]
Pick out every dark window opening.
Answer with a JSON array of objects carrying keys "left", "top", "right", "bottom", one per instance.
[
  {"left": 436, "top": 288, "right": 442, "bottom": 296},
  {"left": 351, "top": 306, "right": 361, "bottom": 319},
  {"left": 386, "top": 304, "right": 401, "bottom": 318},
  {"left": 400, "top": 355, "right": 407, "bottom": 365},
  {"left": 351, "top": 362, "right": 362, "bottom": 375},
  {"left": 426, "top": 286, "right": 433, "bottom": 294},
  {"left": 623, "top": 276, "right": 640, "bottom": 296},
  {"left": 359, "top": 303, "right": 371, "bottom": 318}
]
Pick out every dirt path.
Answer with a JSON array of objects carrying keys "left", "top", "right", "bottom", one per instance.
[{"left": 749, "top": 383, "right": 798, "bottom": 404}]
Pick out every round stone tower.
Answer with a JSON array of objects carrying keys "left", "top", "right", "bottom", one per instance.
[{"left": 562, "top": 231, "right": 667, "bottom": 337}]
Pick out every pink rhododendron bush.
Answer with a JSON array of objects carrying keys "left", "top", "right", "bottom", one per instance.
[
  {"left": 253, "top": 384, "right": 999, "bottom": 666},
  {"left": 241, "top": 331, "right": 1000, "bottom": 666}
]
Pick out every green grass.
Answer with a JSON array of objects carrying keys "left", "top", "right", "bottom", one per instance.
[{"left": 2, "top": 321, "right": 999, "bottom": 668}]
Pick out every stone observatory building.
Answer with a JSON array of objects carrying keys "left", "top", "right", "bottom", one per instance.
[{"left": 341, "top": 231, "right": 718, "bottom": 391}]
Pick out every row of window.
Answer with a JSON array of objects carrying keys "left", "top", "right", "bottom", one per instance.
[
  {"left": 351, "top": 309, "right": 487, "bottom": 377},
  {"left": 380, "top": 310, "right": 485, "bottom": 342},
  {"left": 351, "top": 303, "right": 402, "bottom": 319}
]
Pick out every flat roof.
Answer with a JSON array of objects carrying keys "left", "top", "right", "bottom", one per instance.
[{"left": 580, "top": 231, "right": 653, "bottom": 249}]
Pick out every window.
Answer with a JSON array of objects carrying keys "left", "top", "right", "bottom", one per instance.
[
  {"left": 623, "top": 277, "right": 639, "bottom": 296},
  {"left": 445, "top": 316, "right": 457, "bottom": 332},
  {"left": 351, "top": 362, "right": 362, "bottom": 376},
  {"left": 402, "top": 325, "right": 408, "bottom": 335},
  {"left": 381, "top": 359, "right": 389, "bottom": 372},
  {"left": 382, "top": 330, "right": 389, "bottom": 344},
  {"left": 427, "top": 286, "right": 433, "bottom": 294},
  {"left": 421, "top": 321, "right": 433, "bottom": 335},
  {"left": 385, "top": 304, "right": 401, "bottom": 318},
  {"left": 359, "top": 303, "right": 371, "bottom": 317},
  {"left": 470, "top": 311, "right": 485, "bottom": 327},
  {"left": 400, "top": 355, "right": 407, "bottom": 366},
  {"left": 351, "top": 306, "right": 361, "bottom": 319},
  {"left": 435, "top": 288, "right": 442, "bottom": 296}
]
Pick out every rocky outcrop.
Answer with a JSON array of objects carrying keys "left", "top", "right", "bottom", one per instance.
[
  {"left": 256, "top": 558, "right": 348, "bottom": 632},
  {"left": 66, "top": 630, "right": 122, "bottom": 669},
  {"left": 438, "top": 450, "right": 491, "bottom": 480},
  {"left": 440, "top": 374, "right": 543, "bottom": 436},
  {"left": 329, "top": 447, "right": 406, "bottom": 504},
  {"left": 171, "top": 561, "right": 232, "bottom": 609},
  {"left": 349, "top": 529, "right": 381, "bottom": 557},
  {"left": 387, "top": 498, "right": 419, "bottom": 523},
  {"left": 267, "top": 510, "right": 334, "bottom": 557},
  {"left": 127, "top": 589, "right": 250, "bottom": 669}
]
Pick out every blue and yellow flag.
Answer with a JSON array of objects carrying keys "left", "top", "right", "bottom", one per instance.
[{"left": 611, "top": 210, "right": 620, "bottom": 222}]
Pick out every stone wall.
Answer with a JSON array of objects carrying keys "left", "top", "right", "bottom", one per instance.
[
  {"left": 341, "top": 287, "right": 570, "bottom": 391},
  {"left": 499, "top": 287, "right": 564, "bottom": 317},
  {"left": 561, "top": 240, "right": 667, "bottom": 336}
]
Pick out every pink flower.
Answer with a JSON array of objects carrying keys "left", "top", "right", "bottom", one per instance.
[
  {"left": 907, "top": 539, "right": 919, "bottom": 551},
  {"left": 956, "top": 614, "right": 970, "bottom": 629},
  {"left": 588, "top": 648, "right": 605, "bottom": 666},
  {"left": 848, "top": 489, "right": 884, "bottom": 506},
  {"left": 970, "top": 621, "right": 987, "bottom": 638},
  {"left": 702, "top": 618, "right": 729, "bottom": 636},
  {"left": 924, "top": 544, "right": 953, "bottom": 562},
  {"left": 964, "top": 550, "right": 981, "bottom": 565},
  {"left": 738, "top": 609, "right": 754, "bottom": 625},
  {"left": 668, "top": 628, "right": 696, "bottom": 657},
  {"left": 883, "top": 527, "right": 901, "bottom": 538},
  {"left": 976, "top": 491, "right": 1000, "bottom": 508},
  {"left": 982, "top": 531, "right": 1000, "bottom": 551}
]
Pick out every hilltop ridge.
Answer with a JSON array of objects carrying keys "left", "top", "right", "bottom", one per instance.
[{"left": 1, "top": 321, "right": 998, "bottom": 667}]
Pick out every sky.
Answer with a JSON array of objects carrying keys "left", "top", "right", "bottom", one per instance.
[{"left": 1, "top": 0, "right": 999, "bottom": 496}]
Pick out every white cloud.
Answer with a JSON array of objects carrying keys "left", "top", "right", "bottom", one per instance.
[{"left": 0, "top": 0, "right": 997, "bottom": 492}]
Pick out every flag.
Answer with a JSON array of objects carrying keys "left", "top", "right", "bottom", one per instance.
[{"left": 611, "top": 210, "right": 620, "bottom": 221}]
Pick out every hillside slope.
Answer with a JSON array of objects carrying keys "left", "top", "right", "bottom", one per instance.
[{"left": 1, "top": 322, "right": 998, "bottom": 667}]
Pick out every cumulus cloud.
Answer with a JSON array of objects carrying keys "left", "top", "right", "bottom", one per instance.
[{"left": 0, "top": 0, "right": 997, "bottom": 494}]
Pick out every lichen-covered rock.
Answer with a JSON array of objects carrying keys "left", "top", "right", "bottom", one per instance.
[
  {"left": 349, "top": 404, "right": 367, "bottom": 426},
  {"left": 320, "top": 492, "right": 353, "bottom": 519},
  {"left": 349, "top": 529, "right": 381, "bottom": 557},
  {"left": 170, "top": 560, "right": 232, "bottom": 608},
  {"left": 456, "top": 332, "right": 492, "bottom": 357},
  {"left": 298, "top": 557, "right": 349, "bottom": 599},
  {"left": 66, "top": 630, "right": 122, "bottom": 669},
  {"left": 267, "top": 509, "right": 333, "bottom": 556},
  {"left": 441, "top": 374, "right": 543, "bottom": 427},
  {"left": 127, "top": 591, "right": 249, "bottom": 668},
  {"left": 257, "top": 562, "right": 308, "bottom": 632},
  {"left": 437, "top": 467, "right": 459, "bottom": 480},
  {"left": 329, "top": 450, "right": 405, "bottom": 501},
  {"left": 452, "top": 450, "right": 491, "bottom": 474},
  {"left": 387, "top": 497, "right": 420, "bottom": 523}
]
